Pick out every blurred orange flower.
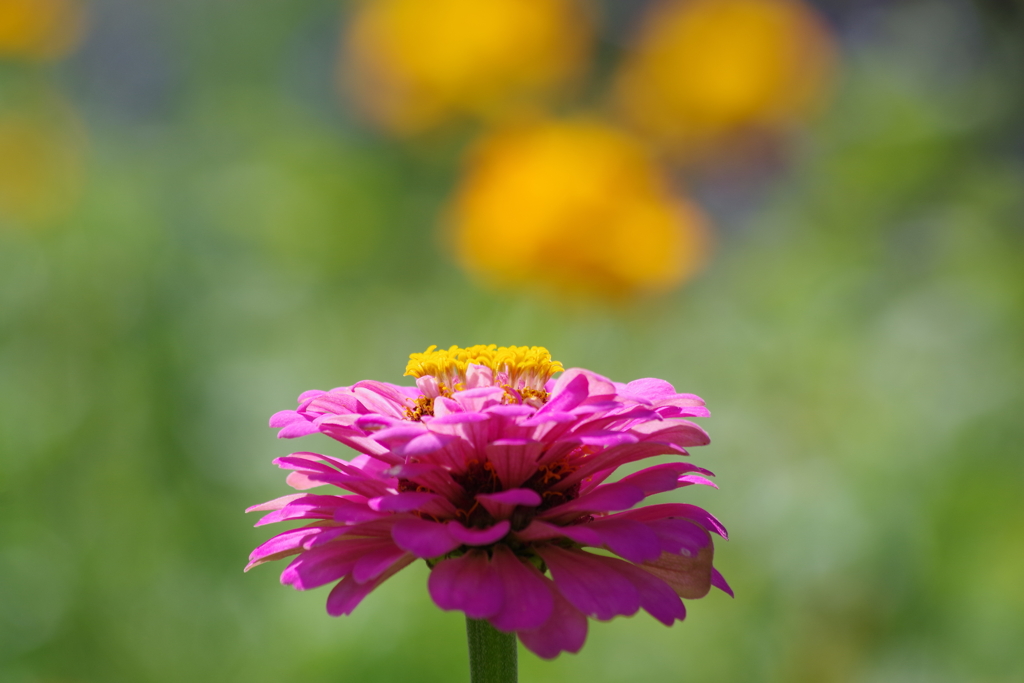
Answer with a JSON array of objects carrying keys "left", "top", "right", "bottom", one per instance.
[
  {"left": 613, "top": 0, "right": 837, "bottom": 158},
  {"left": 0, "top": 0, "right": 86, "bottom": 61},
  {"left": 341, "top": 0, "right": 594, "bottom": 135},
  {"left": 448, "top": 119, "right": 710, "bottom": 300},
  {"left": 0, "top": 111, "right": 85, "bottom": 230}
]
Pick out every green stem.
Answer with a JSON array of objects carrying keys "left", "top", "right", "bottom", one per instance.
[{"left": 465, "top": 618, "right": 518, "bottom": 683}]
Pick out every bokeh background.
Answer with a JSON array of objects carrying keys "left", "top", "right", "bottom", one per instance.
[{"left": 2, "top": 0, "right": 1023, "bottom": 681}]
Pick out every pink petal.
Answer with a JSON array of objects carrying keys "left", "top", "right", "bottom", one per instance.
[
  {"left": 476, "top": 489, "right": 542, "bottom": 519},
  {"left": 428, "top": 550, "right": 504, "bottom": 619},
  {"left": 402, "top": 431, "right": 459, "bottom": 457},
  {"left": 385, "top": 463, "right": 463, "bottom": 500},
  {"left": 285, "top": 471, "right": 322, "bottom": 490},
  {"left": 447, "top": 520, "right": 511, "bottom": 546},
  {"left": 297, "top": 389, "right": 328, "bottom": 402},
  {"left": 622, "top": 378, "right": 678, "bottom": 402},
  {"left": 464, "top": 363, "right": 494, "bottom": 388},
  {"left": 548, "top": 369, "right": 617, "bottom": 409},
  {"left": 451, "top": 386, "right": 505, "bottom": 412},
  {"left": 711, "top": 567, "right": 734, "bottom": 597},
  {"left": 245, "top": 493, "right": 307, "bottom": 513},
  {"left": 590, "top": 555, "right": 685, "bottom": 626},
  {"left": 516, "top": 577, "right": 588, "bottom": 659},
  {"left": 254, "top": 494, "right": 354, "bottom": 527},
  {"left": 415, "top": 375, "right": 442, "bottom": 398},
  {"left": 644, "top": 518, "right": 713, "bottom": 556},
  {"left": 633, "top": 420, "right": 711, "bottom": 448},
  {"left": 326, "top": 576, "right": 375, "bottom": 616},
  {"left": 616, "top": 503, "right": 729, "bottom": 539},
  {"left": 352, "top": 546, "right": 411, "bottom": 583},
  {"left": 368, "top": 492, "right": 454, "bottom": 516},
  {"left": 303, "top": 518, "right": 397, "bottom": 548},
  {"left": 586, "top": 518, "right": 662, "bottom": 563},
  {"left": 513, "top": 520, "right": 601, "bottom": 546},
  {"left": 617, "top": 462, "right": 715, "bottom": 495},
  {"left": 677, "top": 475, "right": 718, "bottom": 489},
  {"left": 245, "top": 526, "right": 326, "bottom": 571},
  {"left": 269, "top": 410, "right": 303, "bottom": 428},
  {"left": 332, "top": 501, "right": 390, "bottom": 524},
  {"left": 539, "top": 372, "right": 591, "bottom": 413},
  {"left": 538, "top": 482, "right": 646, "bottom": 522},
  {"left": 325, "top": 553, "right": 415, "bottom": 616},
  {"left": 488, "top": 546, "right": 553, "bottom": 632},
  {"left": 536, "top": 546, "right": 640, "bottom": 620},
  {"left": 641, "top": 548, "right": 714, "bottom": 599},
  {"left": 485, "top": 440, "right": 544, "bottom": 488},
  {"left": 391, "top": 518, "right": 461, "bottom": 558},
  {"left": 280, "top": 540, "right": 386, "bottom": 590},
  {"left": 276, "top": 419, "right": 321, "bottom": 438}
]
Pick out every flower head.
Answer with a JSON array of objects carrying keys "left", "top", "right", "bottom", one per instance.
[
  {"left": 613, "top": 0, "right": 836, "bottom": 158},
  {"left": 341, "top": 0, "right": 593, "bottom": 135},
  {"left": 448, "top": 119, "right": 710, "bottom": 300},
  {"left": 250, "top": 345, "right": 731, "bottom": 658},
  {"left": 0, "top": 0, "right": 86, "bottom": 61},
  {"left": 0, "top": 105, "right": 84, "bottom": 231}
]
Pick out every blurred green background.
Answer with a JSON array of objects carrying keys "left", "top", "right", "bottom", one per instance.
[{"left": 2, "top": 0, "right": 1023, "bottom": 681}]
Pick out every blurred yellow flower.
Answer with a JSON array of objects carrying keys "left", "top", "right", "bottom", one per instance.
[
  {"left": 0, "top": 112, "right": 84, "bottom": 230},
  {"left": 613, "top": 0, "right": 837, "bottom": 157},
  {"left": 0, "top": 0, "right": 86, "bottom": 61},
  {"left": 448, "top": 119, "right": 710, "bottom": 300},
  {"left": 341, "top": 0, "right": 593, "bottom": 135}
]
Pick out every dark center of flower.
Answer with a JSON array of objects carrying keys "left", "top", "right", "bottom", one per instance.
[{"left": 397, "top": 454, "right": 584, "bottom": 532}]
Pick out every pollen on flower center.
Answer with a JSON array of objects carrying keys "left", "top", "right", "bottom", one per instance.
[{"left": 405, "top": 345, "right": 564, "bottom": 409}]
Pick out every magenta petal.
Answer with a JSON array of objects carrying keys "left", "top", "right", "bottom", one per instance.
[
  {"left": 368, "top": 492, "right": 444, "bottom": 513},
  {"left": 516, "top": 577, "right": 588, "bottom": 659},
  {"left": 476, "top": 489, "right": 542, "bottom": 519},
  {"left": 326, "top": 552, "right": 414, "bottom": 616},
  {"left": 640, "top": 421, "right": 711, "bottom": 448},
  {"left": 618, "top": 462, "right": 715, "bottom": 495},
  {"left": 280, "top": 545, "right": 359, "bottom": 590},
  {"left": 246, "top": 493, "right": 306, "bottom": 513},
  {"left": 485, "top": 440, "right": 544, "bottom": 488},
  {"left": 513, "top": 520, "right": 602, "bottom": 546},
  {"left": 277, "top": 419, "right": 321, "bottom": 438},
  {"left": 297, "top": 389, "right": 328, "bottom": 402},
  {"left": 540, "top": 372, "right": 591, "bottom": 413},
  {"left": 539, "top": 482, "right": 646, "bottom": 520},
  {"left": 326, "top": 575, "right": 375, "bottom": 616},
  {"left": 536, "top": 546, "right": 641, "bottom": 620},
  {"left": 246, "top": 526, "right": 324, "bottom": 571},
  {"left": 391, "top": 518, "right": 461, "bottom": 558},
  {"left": 401, "top": 431, "right": 457, "bottom": 456},
  {"left": 677, "top": 475, "right": 718, "bottom": 489},
  {"left": 588, "top": 518, "right": 663, "bottom": 563},
  {"left": 428, "top": 550, "right": 504, "bottom": 619},
  {"left": 488, "top": 546, "right": 554, "bottom": 632},
  {"left": 645, "top": 518, "right": 713, "bottom": 556},
  {"left": 269, "top": 410, "right": 303, "bottom": 428},
  {"left": 623, "top": 378, "right": 678, "bottom": 402},
  {"left": 448, "top": 520, "right": 511, "bottom": 546},
  {"left": 352, "top": 546, "right": 410, "bottom": 583},
  {"left": 711, "top": 567, "right": 734, "bottom": 597},
  {"left": 592, "top": 556, "right": 686, "bottom": 625},
  {"left": 617, "top": 503, "right": 729, "bottom": 539},
  {"left": 478, "top": 489, "right": 542, "bottom": 507}
]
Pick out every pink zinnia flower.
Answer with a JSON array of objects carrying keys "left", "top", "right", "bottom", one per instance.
[{"left": 248, "top": 345, "right": 731, "bottom": 658}]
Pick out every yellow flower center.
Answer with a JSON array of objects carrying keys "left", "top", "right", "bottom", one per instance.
[{"left": 405, "top": 344, "right": 563, "bottom": 395}]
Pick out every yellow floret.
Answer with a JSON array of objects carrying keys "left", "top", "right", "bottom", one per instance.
[{"left": 405, "top": 344, "right": 563, "bottom": 388}]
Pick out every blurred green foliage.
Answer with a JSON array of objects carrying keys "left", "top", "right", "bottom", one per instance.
[{"left": 2, "top": 1, "right": 1023, "bottom": 682}]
